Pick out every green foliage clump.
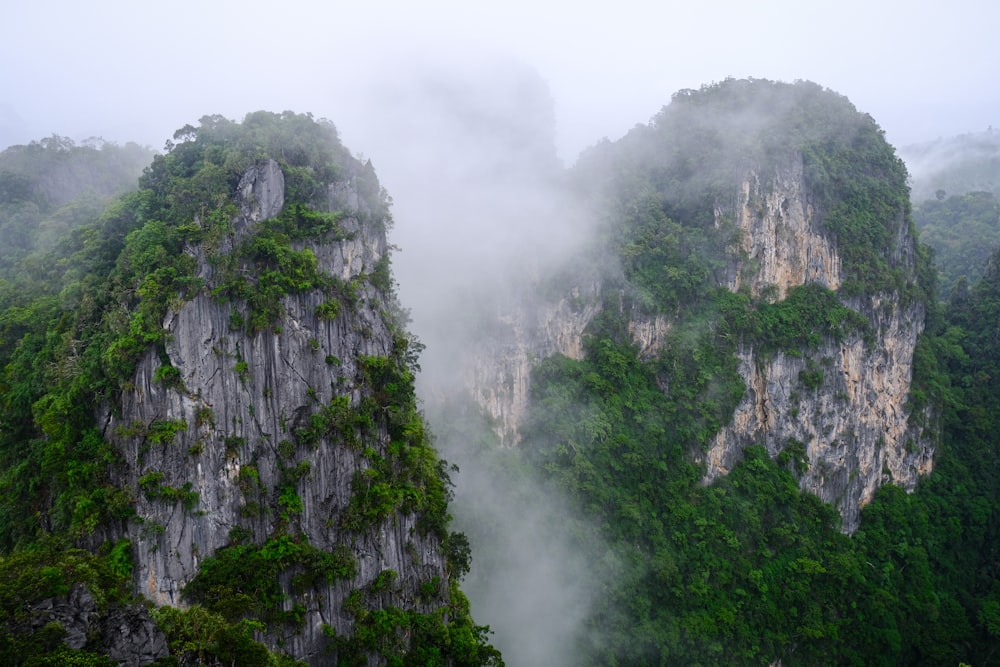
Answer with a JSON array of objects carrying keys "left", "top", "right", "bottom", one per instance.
[
  {"left": 183, "top": 534, "right": 356, "bottom": 625},
  {"left": 153, "top": 605, "right": 306, "bottom": 667},
  {"left": 316, "top": 300, "right": 341, "bottom": 321},
  {"left": 798, "top": 122, "right": 912, "bottom": 296},
  {"left": 295, "top": 395, "right": 367, "bottom": 449},
  {"left": 522, "top": 324, "right": 705, "bottom": 542},
  {"left": 327, "top": 580, "right": 503, "bottom": 667},
  {"left": 212, "top": 217, "right": 351, "bottom": 333},
  {"left": 137, "top": 471, "right": 199, "bottom": 511},
  {"left": 266, "top": 201, "right": 346, "bottom": 241},
  {"left": 746, "top": 282, "right": 871, "bottom": 356},
  {"left": 370, "top": 255, "right": 394, "bottom": 293},
  {"left": 146, "top": 419, "right": 187, "bottom": 446},
  {"left": 152, "top": 362, "right": 184, "bottom": 391},
  {"left": 339, "top": 352, "right": 454, "bottom": 539},
  {"left": 615, "top": 192, "right": 733, "bottom": 313}
]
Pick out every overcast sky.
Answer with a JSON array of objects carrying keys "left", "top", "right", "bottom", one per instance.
[{"left": 3, "top": 0, "right": 998, "bottom": 162}]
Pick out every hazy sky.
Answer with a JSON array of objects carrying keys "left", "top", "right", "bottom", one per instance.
[{"left": 3, "top": 0, "right": 998, "bottom": 161}]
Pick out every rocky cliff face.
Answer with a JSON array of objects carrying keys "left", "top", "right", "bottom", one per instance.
[
  {"left": 465, "top": 155, "right": 931, "bottom": 532},
  {"left": 103, "top": 158, "right": 448, "bottom": 662},
  {"left": 699, "top": 161, "right": 932, "bottom": 532},
  {"left": 467, "top": 281, "right": 602, "bottom": 445},
  {"left": 721, "top": 157, "right": 841, "bottom": 299}
]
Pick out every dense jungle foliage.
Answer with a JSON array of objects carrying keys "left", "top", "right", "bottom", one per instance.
[
  {"left": 450, "top": 80, "right": 1000, "bottom": 666},
  {"left": 0, "top": 136, "right": 153, "bottom": 269},
  {"left": 508, "top": 292, "right": 1000, "bottom": 666},
  {"left": 913, "top": 190, "right": 1000, "bottom": 300},
  {"left": 902, "top": 130, "right": 1000, "bottom": 302},
  {"left": 0, "top": 113, "right": 499, "bottom": 665}
]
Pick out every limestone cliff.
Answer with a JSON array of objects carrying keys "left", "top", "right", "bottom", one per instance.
[
  {"left": 700, "top": 162, "right": 933, "bottom": 532},
  {"left": 720, "top": 156, "right": 841, "bottom": 300},
  {"left": 467, "top": 281, "right": 602, "bottom": 445},
  {"left": 103, "top": 155, "right": 458, "bottom": 662},
  {"left": 463, "top": 152, "right": 931, "bottom": 532}
]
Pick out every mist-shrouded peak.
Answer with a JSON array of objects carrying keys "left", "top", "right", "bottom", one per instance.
[
  {"left": 430, "top": 76, "right": 932, "bottom": 664},
  {"left": 575, "top": 78, "right": 884, "bottom": 198}
]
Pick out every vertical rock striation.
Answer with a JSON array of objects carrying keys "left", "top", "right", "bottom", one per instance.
[
  {"left": 700, "top": 298, "right": 932, "bottom": 532},
  {"left": 721, "top": 156, "right": 841, "bottom": 299},
  {"left": 104, "top": 158, "right": 450, "bottom": 662},
  {"left": 699, "top": 161, "right": 932, "bottom": 532},
  {"left": 467, "top": 281, "right": 602, "bottom": 445}
]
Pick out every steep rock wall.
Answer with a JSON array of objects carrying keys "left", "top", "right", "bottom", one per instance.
[
  {"left": 699, "top": 296, "right": 932, "bottom": 532},
  {"left": 721, "top": 156, "right": 841, "bottom": 299},
  {"left": 104, "top": 160, "right": 447, "bottom": 662},
  {"left": 468, "top": 282, "right": 602, "bottom": 445},
  {"left": 701, "top": 162, "right": 931, "bottom": 532}
]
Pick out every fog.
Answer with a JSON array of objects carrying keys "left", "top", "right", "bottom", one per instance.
[
  {"left": 3, "top": 1, "right": 999, "bottom": 159},
  {"left": 4, "top": 1, "right": 1000, "bottom": 663},
  {"left": 899, "top": 129, "right": 1000, "bottom": 201},
  {"left": 334, "top": 57, "right": 610, "bottom": 664}
]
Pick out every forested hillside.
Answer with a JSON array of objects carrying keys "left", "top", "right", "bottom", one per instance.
[
  {"left": 0, "top": 136, "right": 153, "bottom": 268},
  {"left": 912, "top": 190, "right": 1000, "bottom": 299},
  {"left": 0, "top": 113, "right": 499, "bottom": 665},
  {"left": 0, "top": 80, "right": 998, "bottom": 667},
  {"left": 902, "top": 129, "right": 1000, "bottom": 202},
  {"left": 903, "top": 131, "right": 1000, "bottom": 302},
  {"left": 446, "top": 80, "right": 1000, "bottom": 665}
]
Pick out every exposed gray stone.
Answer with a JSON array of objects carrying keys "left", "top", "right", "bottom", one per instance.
[
  {"left": 28, "top": 584, "right": 97, "bottom": 649},
  {"left": 238, "top": 158, "right": 285, "bottom": 232},
  {"left": 466, "top": 277, "right": 603, "bottom": 445},
  {"left": 103, "top": 158, "right": 448, "bottom": 664},
  {"left": 27, "top": 584, "right": 168, "bottom": 666},
  {"left": 101, "top": 603, "right": 170, "bottom": 667},
  {"left": 701, "top": 163, "right": 932, "bottom": 532}
]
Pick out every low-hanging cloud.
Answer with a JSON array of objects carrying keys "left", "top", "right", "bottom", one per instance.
[{"left": 330, "top": 52, "right": 610, "bottom": 665}]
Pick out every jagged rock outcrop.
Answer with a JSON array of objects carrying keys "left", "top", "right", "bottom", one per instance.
[
  {"left": 25, "top": 584, "right": 168, "bottom": 666},
  {"left": 100, "top": 603, "right": 171, "bottom": 667},
  {"left": 103, "top": 158, "right": 448, "bottom": 662},
  {"left": 700, "top": 297, "right": 932, "bottom": 532}
]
